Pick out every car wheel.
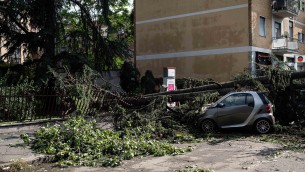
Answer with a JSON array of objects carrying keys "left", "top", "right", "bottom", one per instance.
[
  {"left": 201, "top": 119, "right": 217, "bottom": 133},
  {"left": 254, "top": 119, "right": 271, "bottom": 134}
]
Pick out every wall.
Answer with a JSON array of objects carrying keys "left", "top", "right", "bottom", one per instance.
[
  {"left": 137, "top": 52, "right": 249, "bottom": 81},
  {"left": 136, "top": 0, "right": 250, "bottom": 82},
  {"left": 294, "top": 4, "right": 305, "bottom": 55},
  {"left": 251, "top": 0, "right": 305, "bottom": 55},
  {"left": 251, "top": 0, "right": 272, "bottom": 49}
]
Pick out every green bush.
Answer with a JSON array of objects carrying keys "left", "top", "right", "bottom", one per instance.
[{"left": 120, "top": 61, "right": 140, "bottom": 93}]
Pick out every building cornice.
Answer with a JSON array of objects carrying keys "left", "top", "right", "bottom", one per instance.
[
  {"left": 136, "top": 4, "right": 249, "bottom": 25},
  {"left": 137, "top": 46, "right": 271, "bottom": 60}
]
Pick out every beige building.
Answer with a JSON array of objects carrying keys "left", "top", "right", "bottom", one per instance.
[
  {"left": 0, "top": 37, "right": 26, "bottom": 64},
  {"left": 136, "top": 0, "right": 305, "bottom": 81},
  {"left": 0, "top": 24, "right": 42, "bottom": 64}
]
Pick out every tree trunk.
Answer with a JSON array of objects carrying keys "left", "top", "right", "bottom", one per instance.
[
  {"left": 144, "top": 71, "right": 305, "bottom": 98},
  {"left": 45, "top": 0, "right": 56, "bottom": 59}
]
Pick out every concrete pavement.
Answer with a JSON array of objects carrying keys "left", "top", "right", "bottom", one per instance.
[{"left": 0, "top": 124, "right": 47, "bottom": 167}]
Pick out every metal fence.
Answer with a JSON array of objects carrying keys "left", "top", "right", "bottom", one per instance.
[{"left": 0, "top": 87, "right": 86, "bottom": 122}]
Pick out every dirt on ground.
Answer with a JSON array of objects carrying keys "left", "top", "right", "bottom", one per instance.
[{"left": 23, "top": 136, "right": 305, "bottom": 172}]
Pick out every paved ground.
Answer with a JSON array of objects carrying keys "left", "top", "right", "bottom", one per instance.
[
  {"left": 70, "top": 139, "right": 305, "bottom": 172},
  {"left": 1, "top": 124, "right": 305, "bottom": 172},
  {"left": 0, "top": 124, "right": 44, "bottom": 166}
]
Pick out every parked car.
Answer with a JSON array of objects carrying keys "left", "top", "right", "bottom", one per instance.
[{"left": 198, "top": 91, "right": 275, "bottom": 134}]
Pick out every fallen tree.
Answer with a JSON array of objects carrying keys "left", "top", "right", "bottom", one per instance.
[{"left": 144, "top": 71, "right": 305, "bottom": 98}]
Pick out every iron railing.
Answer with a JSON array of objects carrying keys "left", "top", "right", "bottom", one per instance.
[
  {"left": 0, "top": 87, "right": 111, "bottom": 122},
  {"left": 272, "top": 0, "right": 299, "bottom": 16},
  {"left": 272, "top": 36, "right": 299, "bottom": 51}
]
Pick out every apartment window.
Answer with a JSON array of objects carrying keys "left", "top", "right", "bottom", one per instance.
[
  {"left": 298, "top": 32, "right": 303, "bottom": 42},
  {"left": 300, "top": 1, "right": 305, "bottom": 11},
  {"left": 10, "top": 47, "right": 21, "bottom": 64},
  {"left": 259, "top": 16, "right": 266, "bottom": 37},
  {"left": 287, "top": 57, "right": 295, "bottom": 63},
  {"left": 289, "top": 21, "right": 293, "bottom": 39},
  {"left": 0, "top": 36, "right": 2, "bottom": 57},
  {"left": 274, "top": 22, "right": 281, "bottom": 38}
]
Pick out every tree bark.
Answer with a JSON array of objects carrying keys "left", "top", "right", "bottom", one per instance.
[
  {"left": 44, "top": 0, "right": 56, "bottom": 59},
  {"left": 144, "top": 71, "right": 305, "bottom": 98}
]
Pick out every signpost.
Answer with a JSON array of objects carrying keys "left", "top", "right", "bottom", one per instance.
[{"left": 163, "top": 67, "right": 176, "bottom": 107}]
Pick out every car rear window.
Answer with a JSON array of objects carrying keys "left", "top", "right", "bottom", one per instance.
[{"left": 258, "top": 93, "right": 270, "bottom": 104}]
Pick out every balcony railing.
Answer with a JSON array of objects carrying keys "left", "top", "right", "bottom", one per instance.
[
  {"left": 272, "top": 37, "right": 299, "bottom": 53},
  {"left": 272, "top": 0, "right": 299, "bottom": 17}
]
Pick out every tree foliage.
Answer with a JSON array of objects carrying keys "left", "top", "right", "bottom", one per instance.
[
  {"left": 0, "top": 0, "right": 133, "bottom": 72},
  {"left": 21, "top": 116, "right": 188, "bottom": 167},
  {"left": 120, "top": 61, "right": 140, "bottom": 93},
  {"left": 0, "top": 0, "right": 57, "bottom": 61}
]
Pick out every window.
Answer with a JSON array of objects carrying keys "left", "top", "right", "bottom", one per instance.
[
  {"left": 246, "top": 94, "right": 255, "bottom": 107},
  {"left": 298, "top": 32, "right": 303, "bottom": 42},
  {"left": 300, "top": 1, "right": 305, "bottom": 11},
  {"left": 259, "top": 16, "right": 266, "bottom": 37},
  {"left": 289, "top": 21, "right": 293, "bottom": 39},
  {"left": 221, "top": 94, "right": 247, "bottom": 107},
  {"left": 9, "top": 47, "right": 21, "bottom": 64},
  {"left": 298, "top": 32, "right": 302, "bottom": 42},
  {"left": 0, "top": 36, "right": 1, "bottom": 46},
  {"left": 287, "top": 57, "right": 295, "bottom": 63},
  {"left": 274, "top": 22, "right": 281, "bottom": 38},
  {"left": 0, "top": 36, "right": 2, "bottom": 48},
  {"left": 258, "top": 93, "right": 270, "bottom": 105},
  {"left": 256, "top": 52, "right": 272, "bottom": 66}
]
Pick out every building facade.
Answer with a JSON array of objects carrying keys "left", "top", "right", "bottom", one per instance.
[
  {"left": 0, "top": 33, "right": 27, "bottom": 64},
  {"left": 0, "top": 20, "right": 42, "bottom": 64},
  {"left": 135, "top": 0, "right": 305, "bottom": 81}
]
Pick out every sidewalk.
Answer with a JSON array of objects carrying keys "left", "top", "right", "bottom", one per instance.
[
  {"left": 0, "top": 119, "right": 112, "bottom": 167},
  {"left": 0, "top": 123, "right": 47, "bottom": 167}
]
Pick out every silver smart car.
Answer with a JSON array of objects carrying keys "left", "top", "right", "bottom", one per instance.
[{"left": 199, "top": 91, "right": 275, "bottom": 134}]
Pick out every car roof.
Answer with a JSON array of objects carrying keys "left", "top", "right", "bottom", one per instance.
[{"left": 228, "top": 91, "right": 258, "bottom": 94}]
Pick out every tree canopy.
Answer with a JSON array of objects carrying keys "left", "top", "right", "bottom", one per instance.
[{"left": 0, "top": 0, "right": 134, "bottom": 71}]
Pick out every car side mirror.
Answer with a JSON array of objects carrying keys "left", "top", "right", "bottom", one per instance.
[{"left": 217, "top": 103, "right": 225, "bottom": 108}]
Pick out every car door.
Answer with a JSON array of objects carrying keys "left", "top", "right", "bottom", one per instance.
[{"left": 215, "top": 93, "right": 254, "bottom": 127}]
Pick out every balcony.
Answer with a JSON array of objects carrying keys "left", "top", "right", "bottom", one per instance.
[
  {"left": 272, "top": 37, "right": 299, "bottom": 54},
  {"left": 272, "top": 0, "right": 299, "bottom": 18}
]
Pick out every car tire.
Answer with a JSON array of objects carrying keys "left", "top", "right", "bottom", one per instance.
[
  {"left": 254, "top": 119, "right": 272, "bottom": 134},
  {"left": 201, "top": 119, "right": 217, "bottom": 133}
]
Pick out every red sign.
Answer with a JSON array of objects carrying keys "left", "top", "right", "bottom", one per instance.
[
  {"left": 168, "top": 84, "right": 175, "bottom": 91},
  {"left": 298, "top": 56, "right": 304, "bottom": 62}
]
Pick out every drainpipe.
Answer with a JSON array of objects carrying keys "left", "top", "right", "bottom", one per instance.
[
  {"left": 248, "top": 0, "right": 256, "bottom": 77},
  {"left": 249, "top": 0, "right": 253, "bottom": 47},
  {"left": 134, "top": 0, "right": 137, "bottom": 67}
]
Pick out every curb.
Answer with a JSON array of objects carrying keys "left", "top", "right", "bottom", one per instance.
[
  {"left": 0, "top": 119, "right": 67, "bottom": 134},
  {"left": 0, "top": 118, "right": 67, "bottom": 128},
  {"left": 0, "top": 155, "right": 55, "bottom": 169}
]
